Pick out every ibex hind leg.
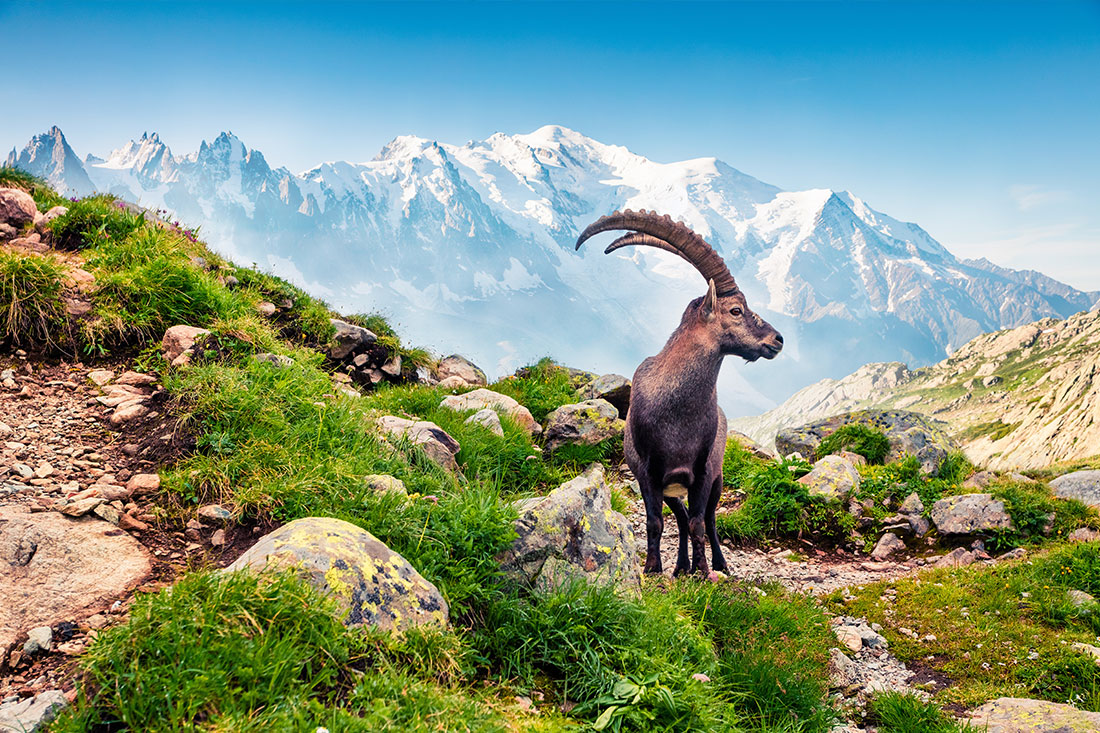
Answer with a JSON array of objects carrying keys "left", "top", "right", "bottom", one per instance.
[
  {"left": 638, "top": 473, "right": 665, "bottom": 575},
  {"left": 664, "top": 496, "right": 691, "bottom": 576},
  {"left": 705, "top": 476, "right": 728, "bottom": 573}
]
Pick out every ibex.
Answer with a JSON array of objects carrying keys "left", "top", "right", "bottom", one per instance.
[{"left": 576, "top": 210, "right": 783, "bottom": 576}]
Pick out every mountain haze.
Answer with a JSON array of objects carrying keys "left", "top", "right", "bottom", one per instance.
[{"left": 9, "top": 125, "right": 1097, "bottom": 415}]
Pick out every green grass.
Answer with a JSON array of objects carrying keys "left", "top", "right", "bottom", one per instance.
[
  {"left": 0, "top": 165, "right": 69, "bottom": 211},
  {"left": 986, "top": 478, "right": 1098, "bottom": 552},
  {"left": 816, "top": 424, "right": 890, "bottom": 464},
  {"left": 825, "top": 541, "right": 1100, "bottom": 710},
  {"left": 489, "top": 357, "right": 587, "bottom": 423},
  {"left": 868, "top": 693, "right": 972, "bottom": 733},
  {"left": 0, "top": 249, "right": 69, "bottom": 348},
  {"left": 48, "top": 194, "right": 147, "bottom": 251},
  {"left": 343, "top": 311, "right": 434, "bottom": 369},
  {"left": 958, "top": 419, "right": 1019, "bottom": 443}
]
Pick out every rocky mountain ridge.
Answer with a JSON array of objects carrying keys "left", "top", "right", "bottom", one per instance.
[
  {"left": 733, "top": 307, "right": 1100, "bottom": 470},
  {"left": 8, "top": 125, "right": 1098, "bottom": 416}
]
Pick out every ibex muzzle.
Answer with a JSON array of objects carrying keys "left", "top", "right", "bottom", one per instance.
[{"left": 576, "top": 210, "right": 782, "bottom": 576}]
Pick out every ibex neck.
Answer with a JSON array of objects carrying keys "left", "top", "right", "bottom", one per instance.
[{"left": 653, "top": 327, "right": 724, "bottom": 404}]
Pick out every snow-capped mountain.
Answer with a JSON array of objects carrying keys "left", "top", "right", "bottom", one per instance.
[{"left": 8, "top": 126, "right": 1097, "bottom": 416}]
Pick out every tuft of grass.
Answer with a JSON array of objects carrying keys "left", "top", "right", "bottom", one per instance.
[
  {"left": 0, "top": 250, "right": 69, "bottom": 348},
  {"left": 816, "top": 424, "right": 890, "bottom": 464},
  {"left": 489, "top": 357, "right": 585, "bottom": 423},
  {"left": 868, "top": 692, "right": 971, "bottom": 733},
  {"left": 48, "top": 194, "right": 146, "bottom": 250},
  {"left": 716, "top": 459, "right": 814, "bottom": 542},
  {"left": 958, "top": 419, "right": 1019, "bottom": 443},
  {"left": 986, "top": 478, "right": 1098, "bottom": 552}
]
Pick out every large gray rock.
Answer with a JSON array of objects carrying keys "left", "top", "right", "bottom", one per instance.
[
  {"left": 968, "top": 697, "right": 1100, "bottom": 732},
  {"left": 375, "top": 416, "right": 461, "bottom": 473},
  {"left": 931, "top": 493, "right": 1013, "bottom": 534},
  {"left": 542, "top": 399, "right": 624, "bottom": 453},
  {"left": 776, "top": 409, "right": 956, "bottom": 475},
  {"left": 580, "top": 374, "right": 631, "bottom": 417},
  {"left": 440, "top": 388, "right": 541, "bottom": 435},
  {"left": 1050, "top": 470, "right": 1100, "bottom": 508},
  {"left": 436, "top": 355, "right": 487, "bottom": 386},
  {"left": 0, "top": 188, "right": 36, "bottom": 229},
  {"left": 499, "top": 465, "right": 639, "bottom": 591},
  {"left": 797, "top": 455, "right": 860, "bottom": 501},
  {"left": 0, "top": 690, "right": 67, "bottom": 733},
  {"left": 0, "top": 506, "right": 151, "bottom": 664},
  {"left": 226, "top": 517, "right": 448, "bottom": 632},
  {"left": 327, "top": 319, "right": 378, "bottom": 360}
]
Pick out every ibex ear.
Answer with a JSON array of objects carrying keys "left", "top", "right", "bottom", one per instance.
[{"left": 702, "top": 279, "right": 718, "bottom": 322}]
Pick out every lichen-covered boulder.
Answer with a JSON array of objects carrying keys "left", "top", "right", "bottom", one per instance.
[
  {"left": 931, "top": 493, "right": 1013, "bottom": 534},
  {"left": 776, "top": 409, "right": 956, "bottom": 475},
  {"left": 1050, "top": 470, "right": 1100, "bottom": 508},
  {"left": 436, "top": 355, "right": 487, "bottom": 386},
  {"left": 542, "top": 399, "right": 624, "bottom": 453},
  {"left": 327, "top": 319, "right": 377, "bottom": 360},
  {"left": 226, "top": 517, "right": 448, "bottom": 632},
  {"left": 498, "top": 465, "right": 639, "bottom": 591},
  {"left": 0, "top": 188, "right": 37, "bottom": 228},
  {"left": 797, "top": 455, "right": 860, "bottom": 501},
  {"left": 375, "top": 416, "right": 461, "bottom": 473},
  {"left": 440, "top": 388, "right": 541, "bottom": 435},
  {"left": 968, "top": 697, "right": 1100, "bottom": 732},
  {"left": 580, "top": 374, "right": 631, "bottom": 417}
]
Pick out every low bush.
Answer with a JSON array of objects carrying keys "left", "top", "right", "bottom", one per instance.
[{"left": 816, "top": 424, "right": 890, "bottom": 464}]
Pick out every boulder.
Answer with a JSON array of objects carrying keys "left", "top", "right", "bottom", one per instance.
[
  {"left": 0, "top": 188, "right": 36, "bottom": 228},
  {"left": 930, "top": 493, "right": 1013, "bottom": 534},
  {"left": 327, "top": 319, "right": 377, "bottom": 360},
  {"left": 375, "top": 416, "right": 461, "bottom": 474},
  {"left": 871, "top": 532, "right": 905, "bottom": 560},
  {"left": 439, "top": 388, "right": 541, "bottom": 435},
  {"left": 934, "top": 547, "right": 979, "bottom": 568},
  {"left": 0, "top": 690, "right": 67, "bottom": 733},
  {"left": 465, "top": 408, "right": 504, "bottom": 437},
  {"left": 1050, "top": 470, "right": 1100, "bottom": 509},
  {"left": 968, "top": 697, "right": 1100, "bottom": 732},
  {"left": 363, "top": 474, "right": 407, "bottom": 497},
  {"left": 776, "top": 409, "right": 956, "bottom": 475},
  {"left": 797, "top": 455, "right": 860, "bottom": 501},
  {"left": 437, "top": 375, "right": 470, "bottom": 389},
  {"left": 161, "top": 325, "right": 211, "bottom": 367},
  {"left": 436, "top": 354, "right": 487, "bottom": 386},
  {"left": 727, "top": 429, "right": 778, "bottom": 461},
  {"left": 580, "top": 374, "right": 631, "bottom": 416},
  {"left": 498, "top": 465, "right": 639, "bottom": 591},
  {"left": 226, "top": 517, "right": 448, "bottom": 632},
  {"left": 542, "top": 399, "right": 624, "bottom": 453},
  {"left": 0, "top": 506, "right": 150, "bottom": 660}
]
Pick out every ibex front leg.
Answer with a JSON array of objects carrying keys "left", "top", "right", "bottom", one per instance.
[
  {"left": 688, "top": 481, "right": 712, "bottom": 575},
  {"left": 638, "top": 472, "right": 665, "bottom": 574}
]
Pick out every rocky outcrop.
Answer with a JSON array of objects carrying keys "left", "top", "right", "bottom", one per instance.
[
  {"left": 1050, "top": 470, "right": 1100, "bottom": 508},
  {"left": 327, "top": 319, "right": 377, "bottom": 360},
  {"left": 499, "top": 465, "right": 639, "bottom": 591},
  {"left": 439, "top": 388, "right": 540, "bottom": 435},
  {"left": 930, "top": 493, "right": 1013, "bottom": 534},
  {"left": 226, "top": 517, "right": 448, "bottom": 632},
  {"left": 580, "top": 374, "right": 631, "bottom": 417},
  {"left": 0, "top": 506, "right": 151, "bottom": 664},
  {"left": 776, "top": 409, "right": 956, "bottom": 475},
  {"left": 0, "top": 188, "right": 37, "bottom": 229},
  {"left": 375, "top": 416, "right": 461, "bottom": 474},
  {"left": 436, "top": 355, "right": 487, "bottom": 386},
  {"left": 968, "top": 697, "right": 1100, "bottom": 732},
  {"left": 542, "top": 399, "right": 624, "bottom": 453},
  {"left": 797, "top": 455, "right": 860, "bottom": 501},
  {"left": 727, "top": 430, "right": 777, "bottom": 460}
]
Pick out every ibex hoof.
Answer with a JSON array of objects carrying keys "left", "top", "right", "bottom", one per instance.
[{"left": 662, "top": 482, "right": 688, "bottom": 499}]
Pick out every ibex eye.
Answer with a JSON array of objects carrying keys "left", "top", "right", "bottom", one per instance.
[{"left": 730, "top": 307, "right": 743, "bottom": 316}]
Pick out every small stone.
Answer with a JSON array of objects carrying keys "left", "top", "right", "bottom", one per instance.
[
  {"left": 363, "top": 474, "right": 408, "bottom": 497},
  {"left": 59, "top": 497, "right": 104, "bottom": 517},
  {"left": 161, "top": 325, "right": 212, "bottom": 367},
  {"left": 465, "top": 408, "right": 505, "bottom": 437},
  {"left": 256, "top": 301, "right": 277, "bottom": 317},
  {"left": 23, "top": 626, "right": 52, "bottom": 655},
  {"left": 87, "top": 369, "right": 116, "bottom": 386},
  {"left": 1068, "top": 589, "right": 1096, "bottom": 608},
  {"left": 899, "top": 492, "right": 924, "bottom": 515},
  {"left": 0, "top": 689, "right": 67, "bottom": 732},
  {"left": 118, "top": 513, "right": 149, "bottom": 532},
  {"left": 253, "top": 353, "right": 294, "bottom": 368},
  {"left": 114, "top": 371, "right": 156, "bottom": 386},
  {"left": 871, "top": 532, "right": 906, "bottom": 560},
  {"left": 110, "top": 403, "right": 149, "bottom": 425},
  {"left": 126, "top": 473, "right": 161, "bottom": 494},
  {"left": 210, "top": 529, "right": 226, "bottom": 547},
  {"left": 834, "top": 626, "right": 863, "bottom": 652},
  {"left": 92, "top": 503, "right": 121, "bottom": 525},
  {"left": 33, "top": 462, "right": 54, "bottom": 479},
  {"left": 1069, "top": 527, "right": 1100, "bottom": 543},
  {"left": 197, "top": 504, "right": 233, "bottom": 523},
  {"left": 13, "top": 464, "right": 34, "bottom": 480}
]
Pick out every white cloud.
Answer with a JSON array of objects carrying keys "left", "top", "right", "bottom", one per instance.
[{"left": 1009, "top": 184, "right": 1071, "bottom": 212}]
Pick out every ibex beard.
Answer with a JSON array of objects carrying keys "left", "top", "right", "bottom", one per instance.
[{"left": 576, "top": 210, "right": 783, "bottom": 577}]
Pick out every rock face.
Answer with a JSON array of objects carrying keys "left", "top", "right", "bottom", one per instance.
[
  {"left": 727, "top": 430, "right": 778, "bottom": 461},
  {"left": 0, "top": 690, "right": 67, "bottom": 733},
  {"left": 930, "top": 493, "right": 1013, "bottom": 534},
  {"left": 499, "top": 465, "right": 639, "bottom": 591},
  {"left": 439, "top": 388, "right": 540, "bottom": 435},
  {"left": 580, "top": 374, "right": 631, "bottom": 416},
  {"left": 375, "top": 416, "right": 461, "bottom": 473},
  {"left": 0, "top": 506, "right": 151, "bottom": 660},
  {"left": 0, "top": 188, "right": 37, "bottom": 228},
  {"left": 161, "top": 325, "right": 211, "bottom": 367},
  {"left": 968, "top": 697, "right": 1100, "bottom": 732},
  {"left": 226, "top": 517, "right": 448, "bottom": 632},
  {"left": 542, "top": 399, "right": 624, "bottom": 453},
  {"left": 797, "top": 455, "right": 860, "bottom": 501},
  {"left": 1050, "top": 470, "right": 1100, "bottom": 508},
  {"left": 327, "top": 318, "right": 377, "bottom": 360},
  {"left": 436, "top": 355, "right": 487, "bottom": 386},
  {"left": 776, "top": 409, "right": 956, "bottom": 474}
]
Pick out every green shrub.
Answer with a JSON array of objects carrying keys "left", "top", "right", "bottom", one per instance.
[
  {"left": 48, "top": 194, "right": 145, "bottom": 250},
  {"left": 816, "top": 424, "right": 890, "bottom": 464},
  {"left": 0, "top": 250, "right": 69, "bottom": 348},
  {"left": 490, "top": 358, "right": 583, "bottom": 422},
  {"left": 717, "top": 460, "right": 813, "bottom": 541}
]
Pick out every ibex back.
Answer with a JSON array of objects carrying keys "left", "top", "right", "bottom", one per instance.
[{"left": 576, "top": 210, "right": 783, "bottom": 576}]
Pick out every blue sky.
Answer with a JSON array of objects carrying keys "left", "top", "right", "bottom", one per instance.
[{"left": 2, "top": 0, "right": 1098, "bottom": 289}]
